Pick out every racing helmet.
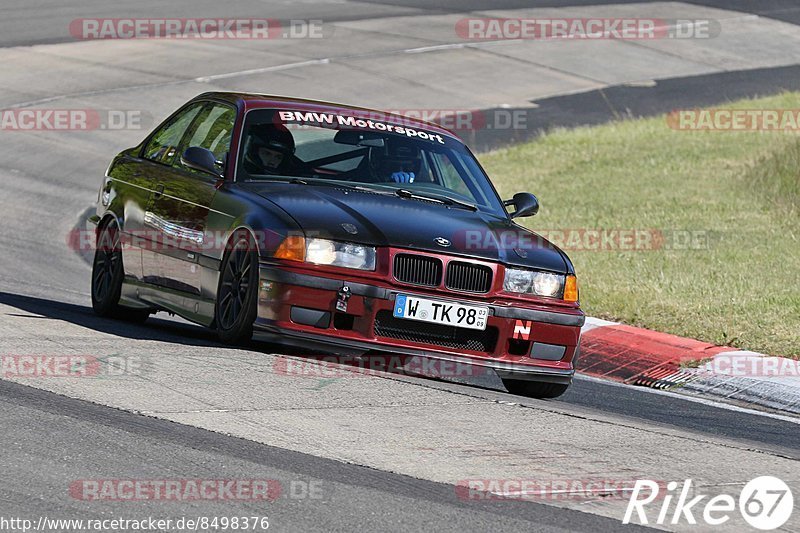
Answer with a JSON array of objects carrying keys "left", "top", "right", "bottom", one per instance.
[
  {"left": 369, "top": 139, "right": 422, "bottom": 179},
  {"left": 244, "top": 123, "right": 296, "bottom": 173}
]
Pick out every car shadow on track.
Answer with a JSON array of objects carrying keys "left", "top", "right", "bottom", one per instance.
[
  {"left": 0, "top": 290, "right": 414, "bottom": 361},
  {"left": 0, "top": 290, "right": 240, "bottom": 350},
  {"left": 0, "top": 290, "right": 510, "bottom": 392}
]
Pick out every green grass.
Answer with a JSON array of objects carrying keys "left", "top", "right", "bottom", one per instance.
[{"left": 481, "top": 93, "right": 800, "bottom": 357}]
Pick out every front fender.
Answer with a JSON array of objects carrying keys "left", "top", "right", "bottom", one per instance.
[{"left": 205, "top": 184, "right": 303, "bottom": 266}]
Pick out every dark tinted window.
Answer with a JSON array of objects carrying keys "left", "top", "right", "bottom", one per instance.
[
  {"left": 142, "top": 103, "right": 204, "bottom": 165},
  {"left": 176, "top": 103, "right": 236, "bottom": 176},
  {"left": 183, "top": 104, "right": 236, "bottom": 160}
]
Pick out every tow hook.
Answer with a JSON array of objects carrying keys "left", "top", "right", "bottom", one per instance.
[{"left": 336, "top": 285, "right": 351, "bottom": 312}]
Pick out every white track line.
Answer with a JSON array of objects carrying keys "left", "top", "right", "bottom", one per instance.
[{"left": 193, "top": 58, "right": 331, "bottom": 83}]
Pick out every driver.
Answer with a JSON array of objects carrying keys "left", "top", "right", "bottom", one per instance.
[
  {"left": 370, "top": 141, "right": 421, "bottom": 184},
  {"left": 243, "top": 123, "right": 296, "bottom": 175}
]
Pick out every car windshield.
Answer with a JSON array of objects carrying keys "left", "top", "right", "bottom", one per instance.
[{"left": 236, "top": 108, "right": 506, "bottom": 216}]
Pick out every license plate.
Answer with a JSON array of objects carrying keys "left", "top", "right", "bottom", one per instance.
[{"left": 392, "top": 294, "right": 489, "bottom": 331}]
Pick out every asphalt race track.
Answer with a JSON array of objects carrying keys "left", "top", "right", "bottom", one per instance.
[{"left": 1, "top": 1, "right": 799, "bottom": 531}]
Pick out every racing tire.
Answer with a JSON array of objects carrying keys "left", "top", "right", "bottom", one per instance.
[
  {"left": 91, "top": 219, "right": 151, "bottom": 323},
  {"left": 216, "top": 230, "right": 259, "bottom": 345},
  {"left": 503, "top": 379, "right": 570, "bottom": 399}
]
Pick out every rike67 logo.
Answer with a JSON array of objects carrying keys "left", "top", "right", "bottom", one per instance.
[{"left": 624, "top": 477, "right": 793, "bottom": 530}]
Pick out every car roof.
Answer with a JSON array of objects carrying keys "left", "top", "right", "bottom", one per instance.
[{"left": 192, "top": 91, "right": 461, "bottom": 141}]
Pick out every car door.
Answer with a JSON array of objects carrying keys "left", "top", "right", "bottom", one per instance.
[
  {"left": 137, "top": 102, "right": 205, "bottom": 285},
  {"left": 147, "top": 101, "right": 237, "bottom": 295}
]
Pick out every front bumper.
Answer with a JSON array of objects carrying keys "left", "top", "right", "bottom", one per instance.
[{"left": 255, "top": 264, "right": 583, "bottom": 384}]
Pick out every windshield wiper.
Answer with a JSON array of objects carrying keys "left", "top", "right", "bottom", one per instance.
[
  {"left": 394, "top": 189, "right": 477, "bottom": 211},
  {"left": 289, "top": 178, "right": 396, "bottom": 196},
  {"left": 259, "top": 178, "right": 477, "bottom": 209}
]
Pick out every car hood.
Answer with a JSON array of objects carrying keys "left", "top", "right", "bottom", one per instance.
[{"left": 242, "top": 182, "right": 568, "bottom": 273}]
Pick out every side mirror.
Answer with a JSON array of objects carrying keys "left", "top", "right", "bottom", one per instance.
[
  {"left": 181, "top": 147, "right": 223, "bottom": 178},
  {"left": 504, "top": 192, "right": 539, "bottom": 218}
]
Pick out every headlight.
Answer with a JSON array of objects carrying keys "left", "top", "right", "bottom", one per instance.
[
  {"left": 306, "top": 238, "right": 376, "bottom": 270},
  {"left": 275, "top": 236, "right": 376, "bottom": 271},
  {"left": 503, "top": 268, "right": 565, "bottom": 298}
]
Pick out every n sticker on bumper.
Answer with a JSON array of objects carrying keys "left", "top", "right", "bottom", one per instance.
[{"left": 513, "top": 320, "right": 532, "bottom": 340}]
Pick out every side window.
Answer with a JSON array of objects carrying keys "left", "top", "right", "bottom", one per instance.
[
  {"left": 142, "top": 103, "right": 204, "bottom": 165},
  {"left": 178, "top": 103, "right": 236, "bottom": 175}
]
